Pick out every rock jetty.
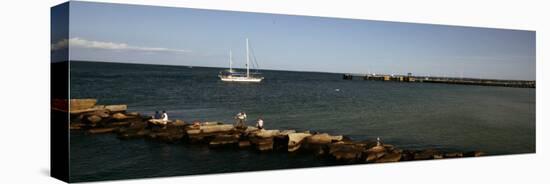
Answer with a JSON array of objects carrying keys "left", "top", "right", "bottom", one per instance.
[{"left": 62, "top": 99, "right": 484, "bottom": 164}]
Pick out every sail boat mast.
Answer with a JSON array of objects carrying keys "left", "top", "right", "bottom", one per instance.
[
  {"left": 246, "top": 38, "right": 250, "bottom": 77},
  {"left": 229, "top": 49, "right": 233, "bottom": 72},
  {"left": 218, "top": 38, "right": 263, "bottom": 82}
]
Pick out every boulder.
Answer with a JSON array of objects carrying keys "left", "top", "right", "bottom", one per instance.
[
  {"left": 414, "top": 149, "right": 440, "bottom": 160},
  {"left": 126, "top": 112, "right": 140, "bottom": 117},
  {"left": 303, "top": 133, "right": 340, "bottom": 154},
  {"left": 254, "top": 138, "right": 274, "bottom": 151},
  {"left": 171, "top": 119, "right": 186, "bottom": 127},
  {"left": 85, "top": 109, "right": 110, "bottom": 118},
  {"left": 69, "top": 123, "right": 85, "bottom": 130},
  {"left": 86, "top": 115, "right": 102, "bottom": 124},
  {"left": 127, "top": 120, "right": 148, "bottom": 130},
  {"left": 184, "top": 124, "right": 234, "bottom": 143},
  {"left": 277, "top": 130, "right": 296, "bottom": 137},
  {"left": 329, "top": 143, "right": 365, "bottom": 161},
  {"left": 70, "top": 99, "right": 97, "bottom": 111},
  {"left": 112, "top": 113, "right": 128, "bottom": 120},
  {"left": 444, "top": 152, "right": 463, "bottom": 158},
  {"left": 244, "top": 126, "right": 260, "bottom": 134},
  {"left": 239, "top": 140, "right": 251, "bottom": 148},
  {"left": 254, "top": 130, "right": 280, "bottom": 138},
  {"left": 399, "top": 150, "right": 415, "bottom": 161},
  {"left": 248, "top": 131, "right": 276, "bottom": 151},
  {"left": 288, "top": 133, "right": 311, "bottom": 152},
  {"left": 330, "top": 135, "right": 344, "bottom": 142},
  {"left": 88, "top": 127, "right": 116, "bottom": 134},
  {"left": 70, "top": 105, "right": 106, "bottom": 114},
  {"left": 375, "top": 151, "right": 402, "bottom": 163},
  {"left": 306, "top": 133, "right": 333, "bottom": 144},
  {"left": 209, "top": 134, "right": 240, "bottom": 147},
  {"left": 273, "top": 134, "right": 290, "bottom": 151},
  {"left": 117, "top": 128, "right": 150, "bottom": 139},
  {"left": 200, "top": 124, "right": 234, "bottom": 134},
  {"left": 464, "top": 151, "right": 484, "bottom": 157},
  {"left": 148, "top": 119, "right": 167, "bottom": 125},
  {"left": 365, "top": 146, "right": 386, "bottom": 162},
  {"left": 148, "top": 127, "right": 185, "bottom": 143},
  {"left": 202, "top": 121, "right": 223, "bottom": 126},
  {"left": 105, "top": 105, "right": 127, "bottom": 113},
  {"left": 109, "top": 121, "right": 130, "bottom": 127}
]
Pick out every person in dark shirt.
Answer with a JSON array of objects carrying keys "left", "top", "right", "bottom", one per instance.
[{"left": 154, "top": 111, "right": 162, "bottom": 119}]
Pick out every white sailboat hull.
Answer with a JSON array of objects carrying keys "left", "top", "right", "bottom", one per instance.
[
  {"left": 219, "top": 76, "right": 263, "bottom": 82},
  {"left": 219, "top": 38, "right": 264, "bottom": 83}
]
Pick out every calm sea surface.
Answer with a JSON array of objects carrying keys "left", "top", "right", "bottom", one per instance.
[{"left": 69, "top": 61, "right": 535, "bottom": 182}]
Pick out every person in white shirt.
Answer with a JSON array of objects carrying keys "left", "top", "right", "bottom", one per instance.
[
  {"left": 235, "top": 111, "right": 246, "bottom": 128},
  {"left": 161, "top": 110, "right": 169, "bottom": 125},
  {"left": 256, "top": 117, "right": 264, "bottom": 130}
]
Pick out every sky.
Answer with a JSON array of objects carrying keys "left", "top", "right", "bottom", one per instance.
[{"left": 51, "top": 1, "right": 536, "bottom": 80}]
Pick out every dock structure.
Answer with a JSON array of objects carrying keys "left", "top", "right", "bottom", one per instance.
[
  {"left": 343, "top": 73, "right": 535, "bottom": 88},
  {"left": 60, "top": 99, "right": 485, "bottom": 165}
]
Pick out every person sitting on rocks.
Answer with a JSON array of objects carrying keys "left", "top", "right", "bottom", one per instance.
[
  {"left": 161, "top": 110, "right": 169, "bottom": 125},
  {"left": 153, "top": 111, "right": 161, "bottom": 119},
  {"left": 235, "top": 111, "right": 246, "bottom": 128},
  {"left": 256, "top": 117, "right": 264, "bottom": 130},
  {"left": 148, "top": 111, "right": 165, "bottom": 126}
]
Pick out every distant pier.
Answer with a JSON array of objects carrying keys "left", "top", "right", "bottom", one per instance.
[{"left": 342, "top": 73, "right": 535, "bottom": 88}]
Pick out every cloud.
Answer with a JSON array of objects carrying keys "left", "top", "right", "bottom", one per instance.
[{"left": 51, "top": 37, "right": 191, "bottom": 53}]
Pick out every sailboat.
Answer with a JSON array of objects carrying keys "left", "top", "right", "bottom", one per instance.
[{"left": 218, "top": 38, "right": 264, "bottom": 82}]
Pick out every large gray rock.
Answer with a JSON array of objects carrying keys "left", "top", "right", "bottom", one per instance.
[
  {"left": 112, "top": 113, "right": 128, "bottom": 120},
  {"left": 147, "top": 127, "right": 185, "bottom": 143},
  {"left": 71, "top": 105, "right": 105, "bottom": 114},
  {"left": 86, "top": 109, "right": 110, "bottom": 118},
  {"left": 118, "top": 129, "right": 150, "bottom": 139},
  {"left": 464, "top": 151, "right": 484, "bottom": 157},
  {"left": 171, "top": 119, "right": 186, "bottom": 127},
  {"left": 288, "top": 132, "right": 311, "bottom": 152},
  {"left": 254, "top": 138, "right": 274, "bottom": 151},
  {"left": 185, "top": 124, "right": 235, "bottom": 143},
  {"left": 88, "top": 127, "right": 116, "bottom": 134},
  {"left": 444, "top": 152, "right": 464, "bottom": 158},
  {"left": 86, "top": 115, "right": 102, "bottom": 124},
  {"left": 108, "top": 121, "right": 130, "bottom": 127},
  {"left": 105, "top": 105, "right": 127, "bottom": 113},
  {"left": 414, "top": 149, "right": 440, "bottom": 160},
  {"left": 69, "top": 123, "right": 85, "bottom": 130},
  {"left": 187, "top": 125, "right": 234, "bottom": 134},
  {"left": 278, "top": 130, "right": 296, "bottom": 136},
  {"left": 239, "top": 140, "right": 251, "bottom": 148},
  {"left": 329, "top": 143, "right": 365, "bottom": 161},
  {"left": 365, "top": 145, "right": 386, "bottom": 162},
  {"left": 209, "top": 134, "right": 240, "bottom": 147},
  {"left": 375, "top": 151, "right": 402, "bottom": 163},
  {"left": 249, "top": 130, "right": 278, "bottom": 151},
  {"left": 70, "top": 99, "right": 97, "bottom": 111},
  {"left": 254, "top": 130, "right": 281, "bottom": 138},
  {"left": 306, "top": 133, "right": 333, "bottom": 144}
]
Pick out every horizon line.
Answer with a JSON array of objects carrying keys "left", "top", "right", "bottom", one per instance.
[{"left": 66, "top": 60, "right": 536, "bottom": 82}]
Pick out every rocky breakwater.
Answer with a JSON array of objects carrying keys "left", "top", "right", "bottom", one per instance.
[{"left": 63, "top": 99, "right": 485, "bottom": 164}]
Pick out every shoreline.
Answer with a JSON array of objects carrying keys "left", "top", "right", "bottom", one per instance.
[{"left": 61, "top": 99, "right": 485, "bottom": 165}]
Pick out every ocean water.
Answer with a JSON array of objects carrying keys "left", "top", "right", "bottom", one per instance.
[{"left": 69, "top": 61, "right": 535, "bottom": 182}]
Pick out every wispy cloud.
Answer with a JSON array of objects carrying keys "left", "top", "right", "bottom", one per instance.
[{"left": 51, "top": 37, "right": 191, "bottom": 53}]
